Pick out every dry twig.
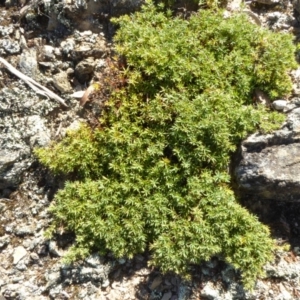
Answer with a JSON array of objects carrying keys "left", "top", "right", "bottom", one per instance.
[{"left": 0, "top": 57, "right": 68, "bottom": 107}]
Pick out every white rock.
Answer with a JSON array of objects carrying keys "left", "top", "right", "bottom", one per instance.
[
  {"left": 273, "top": 100, "right": 287, "bottom": 111},
  {"left": 13, "top": 246, "right": 27, "bottom": 265},
  {"left": 201, "top": 282, "right": 220, "bottom": 299},
  {"left": 49, "top": 241, "right": 63, "bottom": 257},
  {"left": 42, "top": 45, "right": 55, "bottom": 60},
  {"left": 70, "top": 91, "right": 85, "bottom": 98},
  {"left": 80, "top": 30, "right": 92, "bottom": 36},
  {"left": 101, "top": 278, "right": 110, "bottom": 288}
]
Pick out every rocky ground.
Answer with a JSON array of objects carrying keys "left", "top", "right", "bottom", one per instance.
[{"left": 1, "top": 0, "right": 300, "bottom": 299}]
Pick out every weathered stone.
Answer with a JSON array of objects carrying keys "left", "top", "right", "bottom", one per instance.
[
  {"left": 75, "top": 57, "right": 95, "bottom": 83},
  {"left": 236, "top": 143, "right": 300, "bottom": 201},
  {"left": 61, "top": 38, "right": 76, "bottom": 55},
  {"left": 19, "top": 49, "right": 38, "bottom": 79},
  {"left": 235, "top": 108, "right": 300, "bottom": 201},
  {"left": 30, "top": 252, "right": 39, "bottom": 261},
  {"left": 265, "top": 254, "right": 300, "bottom": 280},
  {"left": 45, "top": 271, "right": 61, "bottom": 290},
  {"left": 0, "top": 151, "right": 28, "bottom": 189},
  {"left": 72, "top": 38, "right": 107, "bottom": 60},
  {"left": 85, "top": 254, "right": 104, "bottom": 267},
  {"left": 14, "top": 225, "right": 35, "bottom": 236},
  {"left": 53, "top": 71, "right": 72, "bottom": 93},
  {"left": 0, "top": 24, "right": 14, "bottom": 36},
  {"left": 41, "top": 45, "right": 55, "bottom": 61},
  {"left": 1, "top": 38, "right": 20, "bottom": 54}
]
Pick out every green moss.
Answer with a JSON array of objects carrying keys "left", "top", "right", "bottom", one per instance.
[{"left": 36, "top": 2, "right": 297, "bottom": 290}]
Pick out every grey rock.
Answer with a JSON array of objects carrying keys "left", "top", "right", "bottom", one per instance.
[
  {"left": 294, "top": 246, "right": 300, "bottom": 255},
  {"left": 0, "top": 81, "right": 55, "bottom": 190},
  {"left": 14, "top": 225, "right": 35, "bottom": 236},
  {"left": 265, "top": 12, "right": 295, "bottom": 31},
  {"left": 41, "top": 45, "right": 55, "bottom": 61},
  {"left": 23, "top": 238, "right": 35, "bottom": 250},
  {"left": 26, "top": 115, "right": 51, "bottom": 147},
  {"left": 75, "top": 57, "right": 95, "bottom": 83},
  {"left": 265, "top": 254, "right": 300, "bottom": 280},
  {"left": 30, "top": 252, "right": 40, "bottom": 261},
  {"left": 0, "top": 235, "right": 10, "bottom": 249},
  {"left": 221, "top": 266, "right": 236, "bottom": 284},
  {"left": 3, "top": 284, "right": 21, "bottom": 299},
  {"left": 95, "top": 58, "right": 106, "bottom": 71},
  {"left": 45, "top": 271, "right": 62, "bottom": 290},
  {"left": 235, "top": 108, "right": 300, "bottom": 201},
  {"left": 291, "top": 69, "right": 300, "bottom": 95},
  {"left": 178, "top": 281, "right": 191, "bottom": 300},
  {"left": 15, "top": 261, "right": 28, "bottom": 271},
  {"left": 19, "top": 49, "right": 38, "bottom": 79},
  {"left": 48, "top": 284, "right": 65, "bottom": 299},
  {"left": 0, "top": 25, "right": 14, "bottom": 36},
  {"left": 85, "top": 282, "right": 98, "bottom": 295},
  {"left": 118, "top": 258, "right": 126, "bottom": 265},
  {"left": 53, "top": 72, "right": 72, "bottom": 93},
  {"left": 0, "top": 151, "right": 28, "bottom": 189},
  {"left": 14, "top": 207, "right": 28, "bottom": 218},
  {"left": 85, "top": 254, "right": 104, "bottom": 267},
  {"left": 205, "top": 258, "right": 219, "bottom": 269},
  {"left": 236, "top": 143, "right": 300, "bottom": 201},
  {"left": 71, "top": 36, "right": 107, "bottom": 60},
  {"left": 49, "top": 241, "right": 63, "bottom": 257},
  {"left": 61, "top": 39, "right": 76, "bottom": 55},
  {"left": 13, "top": 246, "right": 27, "bottom": 265},
  {"left": 1, "top": 38, "right": 20, "bottom": 54}
]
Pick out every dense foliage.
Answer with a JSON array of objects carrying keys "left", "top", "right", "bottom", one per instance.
[{"left": 36, "top": 2, "right": 296, "bottom": 289}]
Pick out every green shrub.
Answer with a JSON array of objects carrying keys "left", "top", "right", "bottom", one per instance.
[{"left": 36, "top": 2, "right": 296, "bottom": 290}]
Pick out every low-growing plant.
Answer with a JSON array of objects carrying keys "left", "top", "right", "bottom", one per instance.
[{"left": 36, "top": 1, "right": 296, "bottom": 290}]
